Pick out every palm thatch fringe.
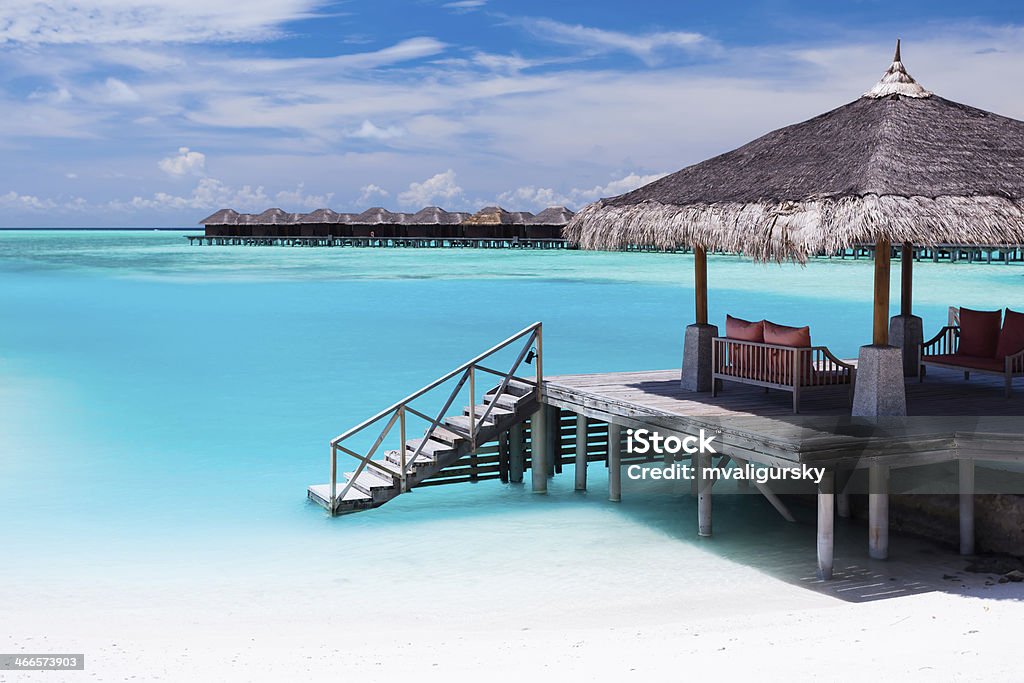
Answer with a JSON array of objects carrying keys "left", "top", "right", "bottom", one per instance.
[{"left": 566, "top": 195, "right": 1024, "bottom": 263}]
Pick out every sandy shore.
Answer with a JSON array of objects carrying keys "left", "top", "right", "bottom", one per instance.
[{"left": 4, "top": 545, "right": 1022, "bottom": 682}]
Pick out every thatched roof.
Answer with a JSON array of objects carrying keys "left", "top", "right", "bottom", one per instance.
[
  {"left": 533, "top": 207, "right": 576, "bottom": 224},
  {"left": 565, "top": 43, "right": 1024, "bottom": 261},
  {"left": 355, "top": 207, "right": 400, "bottom": 224},
  {"left": 411, "top": 206, "right": 462, "bottom": 225},
  {"left": 197, "top": 208, "right": 240, "bottom": 225},
  {"left": 199, "top": 205, "right": 573, "bottom": 226}
]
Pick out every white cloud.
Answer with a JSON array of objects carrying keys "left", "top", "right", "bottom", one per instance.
[
  {"left": 348, "top": 120, "right": 404, "bottom": 140},
  {"left": 102, "top": 77, "right": 140, "bottom": 103},
  {"left": 498, "top": 172, "right": 669, "bottom": 209},
  {"left": 28, "top": 86, "right": 72, "bottom": 104},
  {"left": 358, "top": 183, "right": 389, "bottom": 204},
  {"left": 519, "top": 18, "right": 716, "bottom": 65},
  {"left": 224, "top": 37, "right": 447, "bottom": 74},
  {"left": 275, "top": 183, "right": 334, "bottom": 209},
  {"left": 119, "top": 177, "right": 269, "bottom": 211},
  {"left": 397, "top": 170, "right": 463, "bottom": 207},
  {"left": 0, "top": 0, "right": 325, "bottom": 44},
  {"left": 158, "top": 147, "right": 207, "bottom": 177},
  {"left": 443, "top": 0, "right": 486, "bottom": 12},
  {"left": 0, "top": 190, "right": 57, "bottom": 210}
]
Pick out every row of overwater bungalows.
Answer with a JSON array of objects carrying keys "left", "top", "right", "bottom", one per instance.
[{"left": 199, "top": 206, "right": 575, "bottom": 239}]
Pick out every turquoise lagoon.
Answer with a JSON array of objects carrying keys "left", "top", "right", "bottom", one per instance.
[{"left": 1, "top": 230, "right": 1021, "bottom": 601}]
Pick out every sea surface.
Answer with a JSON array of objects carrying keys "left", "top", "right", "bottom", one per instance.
[{"left": 1, "top": 230, "right": 1021, "bottom": 605}]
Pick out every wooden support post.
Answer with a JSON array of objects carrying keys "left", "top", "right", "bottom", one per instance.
[
  {"left": 608, "top": 424, "right": 621, "bottom": 502},
  {"left": 694, "top": 246, "right": 708, "bottom": 325},
  {"left": 697, "top": 451, "right": 712, "bottom": 537},
  {"left": 509, "top": 422, "right": 524, "bottom": 483},
  {"left": 837, "top": 492, "right": 851, "bottom": 519},
  {"left": 873, "top": 239, "right": 892, "bottom": 345},
  {"left": 959, "top": 458, "right": 975, "bottom": 556},
  {"left": 869, "top": 463, "right": 889, "bottom": 560},
  {"left": 548, "top": 405, "right": 561, "bottom": 476},
  {"left": 498, "top": 431, "right": 510, "bottom": 484},
  {"left": 574, "top": 414, "right": 588, "bottom": 491},
  {"left": 817, "top": 470, "right": 835, "bottom": 580},
  {"left": 901, "top": 242, "right": 913, "bottom": 316},
  {"left": 530, "top": 408, "right": 547, "bottom": 494}
]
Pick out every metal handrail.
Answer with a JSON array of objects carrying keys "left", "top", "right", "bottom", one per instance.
[{"left": 328, "top": 322, "right": 542, "bottom": 514}]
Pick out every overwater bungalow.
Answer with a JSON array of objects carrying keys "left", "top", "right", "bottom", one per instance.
[
  {"left": 308, "top": 44, "right": 1024, "bottom": 580},
  {"left": 197, "top": 204, "right": 572, "bottom": 242}
]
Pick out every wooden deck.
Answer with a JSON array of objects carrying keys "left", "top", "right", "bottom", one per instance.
[
  {"left": 543, "top": 366, "right": 1024, "bottom": 469},
  {"left": 542, "top": 366, "right": 1024, "bottom": 578}
]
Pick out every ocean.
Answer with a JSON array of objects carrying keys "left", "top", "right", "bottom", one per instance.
[{"left": 1, "top": 230, "right": 1020, "bottom": 605}]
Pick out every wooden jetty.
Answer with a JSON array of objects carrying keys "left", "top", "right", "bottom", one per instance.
[
  {"left": 308, "top": 322, "right": 1024, "bottom": 580},
  {"left": 185, "top": 235, "right": 570, "bottom": 249}
]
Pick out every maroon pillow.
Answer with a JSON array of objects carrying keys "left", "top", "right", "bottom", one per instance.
[
  {"left": 996, "top": 308, "right": 1024, "bottom": 359},
  {"left": 726, "top": 315, "right": 764, "bottom": 342},
  {"left": 764, "top": 321, "right": 811, "bottom": 347},
  {"left": 958, "top": 308, "right": 1002, "bottom": 358},
  {"left": 764, "top": 321, "right": 812, "bottom": 386}
]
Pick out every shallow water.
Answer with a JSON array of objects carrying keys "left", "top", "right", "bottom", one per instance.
[{"left": 0, "top": 230, "right": 1021, "bottom": 591}]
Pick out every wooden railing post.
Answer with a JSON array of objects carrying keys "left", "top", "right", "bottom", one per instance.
[
  {"left": 330, "top": 444, "right": 338, "bottom": 516},
  {"left": 399, "top": 406, "right": 407, "bottom": 491},
  {"left": 469, "top": 365, "right": 476, "bottom": 451}
]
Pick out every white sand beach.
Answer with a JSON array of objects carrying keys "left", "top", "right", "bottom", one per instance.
[{"left": 4, "top": 483, "right": 1022, "bottom": 682}]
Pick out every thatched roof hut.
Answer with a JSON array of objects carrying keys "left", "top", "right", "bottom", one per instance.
[
  {"left": 355, "top": 207, "right": 400, "bottom": 224},
  {"left": 566, "top": 42, "right": 1024, "bottom": 261},
  {"left": 566, "top": 43, "right": 1024, "bottom": 412}
]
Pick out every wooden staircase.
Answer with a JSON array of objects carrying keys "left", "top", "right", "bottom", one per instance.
[{"left": 307, "top": 323, "right": 543, "bottom": 516}]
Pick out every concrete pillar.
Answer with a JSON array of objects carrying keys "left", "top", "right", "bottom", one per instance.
[
  {"left": 530, "top": 408, "right": 547, "bottom": 494},
  {"left": 608, "top": 424, "right": 621, "bottom": 502},
  {"left": 852, "top": 345, "right": 907, "bottom": 417},
  {"left": 868, "top": 463, "right": 889, "bottom": 560},
  {"left": 574, "top": 414, "right": 588, "bottom": 491},
  {"left": 959, "top": 458, "right": 975, "bottom": 556},
  {"left": 681, "top": 323, "right": 719, "bottom": 392},
  {"left": 509, "top": 422, "right": 524, "bottom": 484},
  {"left": 817, "top": 470, "right": 835, "bottom": 580},
  {"left": 697, "top": 451, "right": 712, "bottom": 537},
  {"left": 889, "top": 314, "right": 924, "bottom": 377}
]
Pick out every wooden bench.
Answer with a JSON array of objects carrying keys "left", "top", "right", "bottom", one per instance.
[
  {"left": 712, "top": 337, "right": 856, "bottom": 413},
  {"left": 920, "top": 307, "right": 1024, "bottom": 397}
]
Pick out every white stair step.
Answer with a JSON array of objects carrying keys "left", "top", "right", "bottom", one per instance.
[
  {"left": 443, "top": 415, "right": 499, "bottom": 438},
  {"left": 386, "top": 447, "right": 435, "bottom": 467},
  {"left": 485, "top": 379, "right": 535, "bottom": 398},
  {"left": 428, "top": 426, "right": 466, "bottom": 446},
  {"left": 485, "top": 392, "right": 522, "bottom": 410},
  {"left": 307, "top": 483, "right": 373, "bottom": 504},
  {"left": 406, "top": 437, "right": 457, "bottom": 458},
  {"left": 344, "top": 469, "right": 398, "bottom": 496},
  {"left": 463, "top": 403, "right": 513, "bottom": 422}
]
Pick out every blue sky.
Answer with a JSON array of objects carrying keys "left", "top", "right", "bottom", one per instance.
[{"left": 1, "top": 0, "right": 1023, "bottom": 227}]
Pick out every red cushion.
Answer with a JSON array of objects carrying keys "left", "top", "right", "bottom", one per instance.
[
  {"left": 958, "top": 308, "right": 1002, "bottom": 358},
  {"left": 724, "top": 316, "right": 765, "bottom": 379},
  {"left": 725, "top": 315, "right": 764, "bottom": 342},
  {"left": 925, "top": 354, "right": 1004, "bottom": 372},
  {"left": 764, "top": 321, "right": 811, "bottom": 347},
  {"left": 763, "top": 321, "right": 812, "bottom": 385},
  {"left": 996, "top": 308, "right": 1024, "bottom": 360}
]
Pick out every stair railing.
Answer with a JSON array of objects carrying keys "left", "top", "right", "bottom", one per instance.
[{"left": 328, "top": 322, "right": 543, "bottom": 515}]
